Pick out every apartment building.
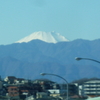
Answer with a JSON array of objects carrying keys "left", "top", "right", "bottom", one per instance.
[{"left": 81, "top": 79, "right": 100, "bottom": 97}]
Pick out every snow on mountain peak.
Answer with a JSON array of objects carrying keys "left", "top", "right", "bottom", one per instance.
[{"left": 16, "top": 31, "right": 69, "bottom": 43}]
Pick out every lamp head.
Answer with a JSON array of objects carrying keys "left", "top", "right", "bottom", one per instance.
[
  {"left": 40, "top": 73, "right": 46, "bottom": 76},
  {"left": 75, "top": 57, "right": 82, "bottom": 61}
]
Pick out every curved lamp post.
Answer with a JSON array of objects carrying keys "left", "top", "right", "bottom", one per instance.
[
  {"left": 40, "top": 73, "right": 69, "bottom": 100},
  {"left": 75, "top": 57, "right": 100, "bottom": 97},
  {"left": 75, "top": 57, "right": 100, "bottom": 64}
]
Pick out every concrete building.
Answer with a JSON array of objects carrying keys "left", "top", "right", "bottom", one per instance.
[{"left": 82, "top": 79, "right": 100, "bottom": 97}]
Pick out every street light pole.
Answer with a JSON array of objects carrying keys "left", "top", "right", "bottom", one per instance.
[
  {"left": 75, "top": 57, "right": 100, "bottom": 97},
  {"left": 40, "top": 73, "right": 69, "bottom": 100},
  {"left": 75, "top": 57, "right": 100, "bottom": 64}
]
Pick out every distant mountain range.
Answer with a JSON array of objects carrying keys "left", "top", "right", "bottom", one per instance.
[{"left": 0, "top": 31, "right": 100, "bottom": 82}]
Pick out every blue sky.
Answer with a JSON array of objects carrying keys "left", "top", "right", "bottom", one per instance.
[{"left": 0, "top": 0, "right": 100, "bottom": 45}]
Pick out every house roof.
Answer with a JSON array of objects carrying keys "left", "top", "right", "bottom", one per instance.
[{"left": 6, "top": 76, "right": 16, "bottom": 80}]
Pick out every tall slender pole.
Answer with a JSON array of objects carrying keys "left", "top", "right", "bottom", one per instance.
[
  {"left": 75, "top": 57, "right": 100, "bottom": 97},
  {"left": 40, "top": 73, "right": 68, "bottom": 100}
]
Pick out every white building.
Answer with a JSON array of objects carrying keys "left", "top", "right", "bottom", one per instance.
[{"left": 81, "top": 79, "right": 100, "bottom": 97}]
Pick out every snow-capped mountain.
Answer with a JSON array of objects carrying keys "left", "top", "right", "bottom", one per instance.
[{"left": 16, "top": 31, "right": 69, "bottom": 43}]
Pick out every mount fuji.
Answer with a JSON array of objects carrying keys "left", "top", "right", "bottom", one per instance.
[{"left": 16, "top": 31, "right": 69, "bottom": 43}]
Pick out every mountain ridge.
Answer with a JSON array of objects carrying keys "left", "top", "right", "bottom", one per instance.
[{"left": 0, "top": 39, "right": 100, "bottom": 82}]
